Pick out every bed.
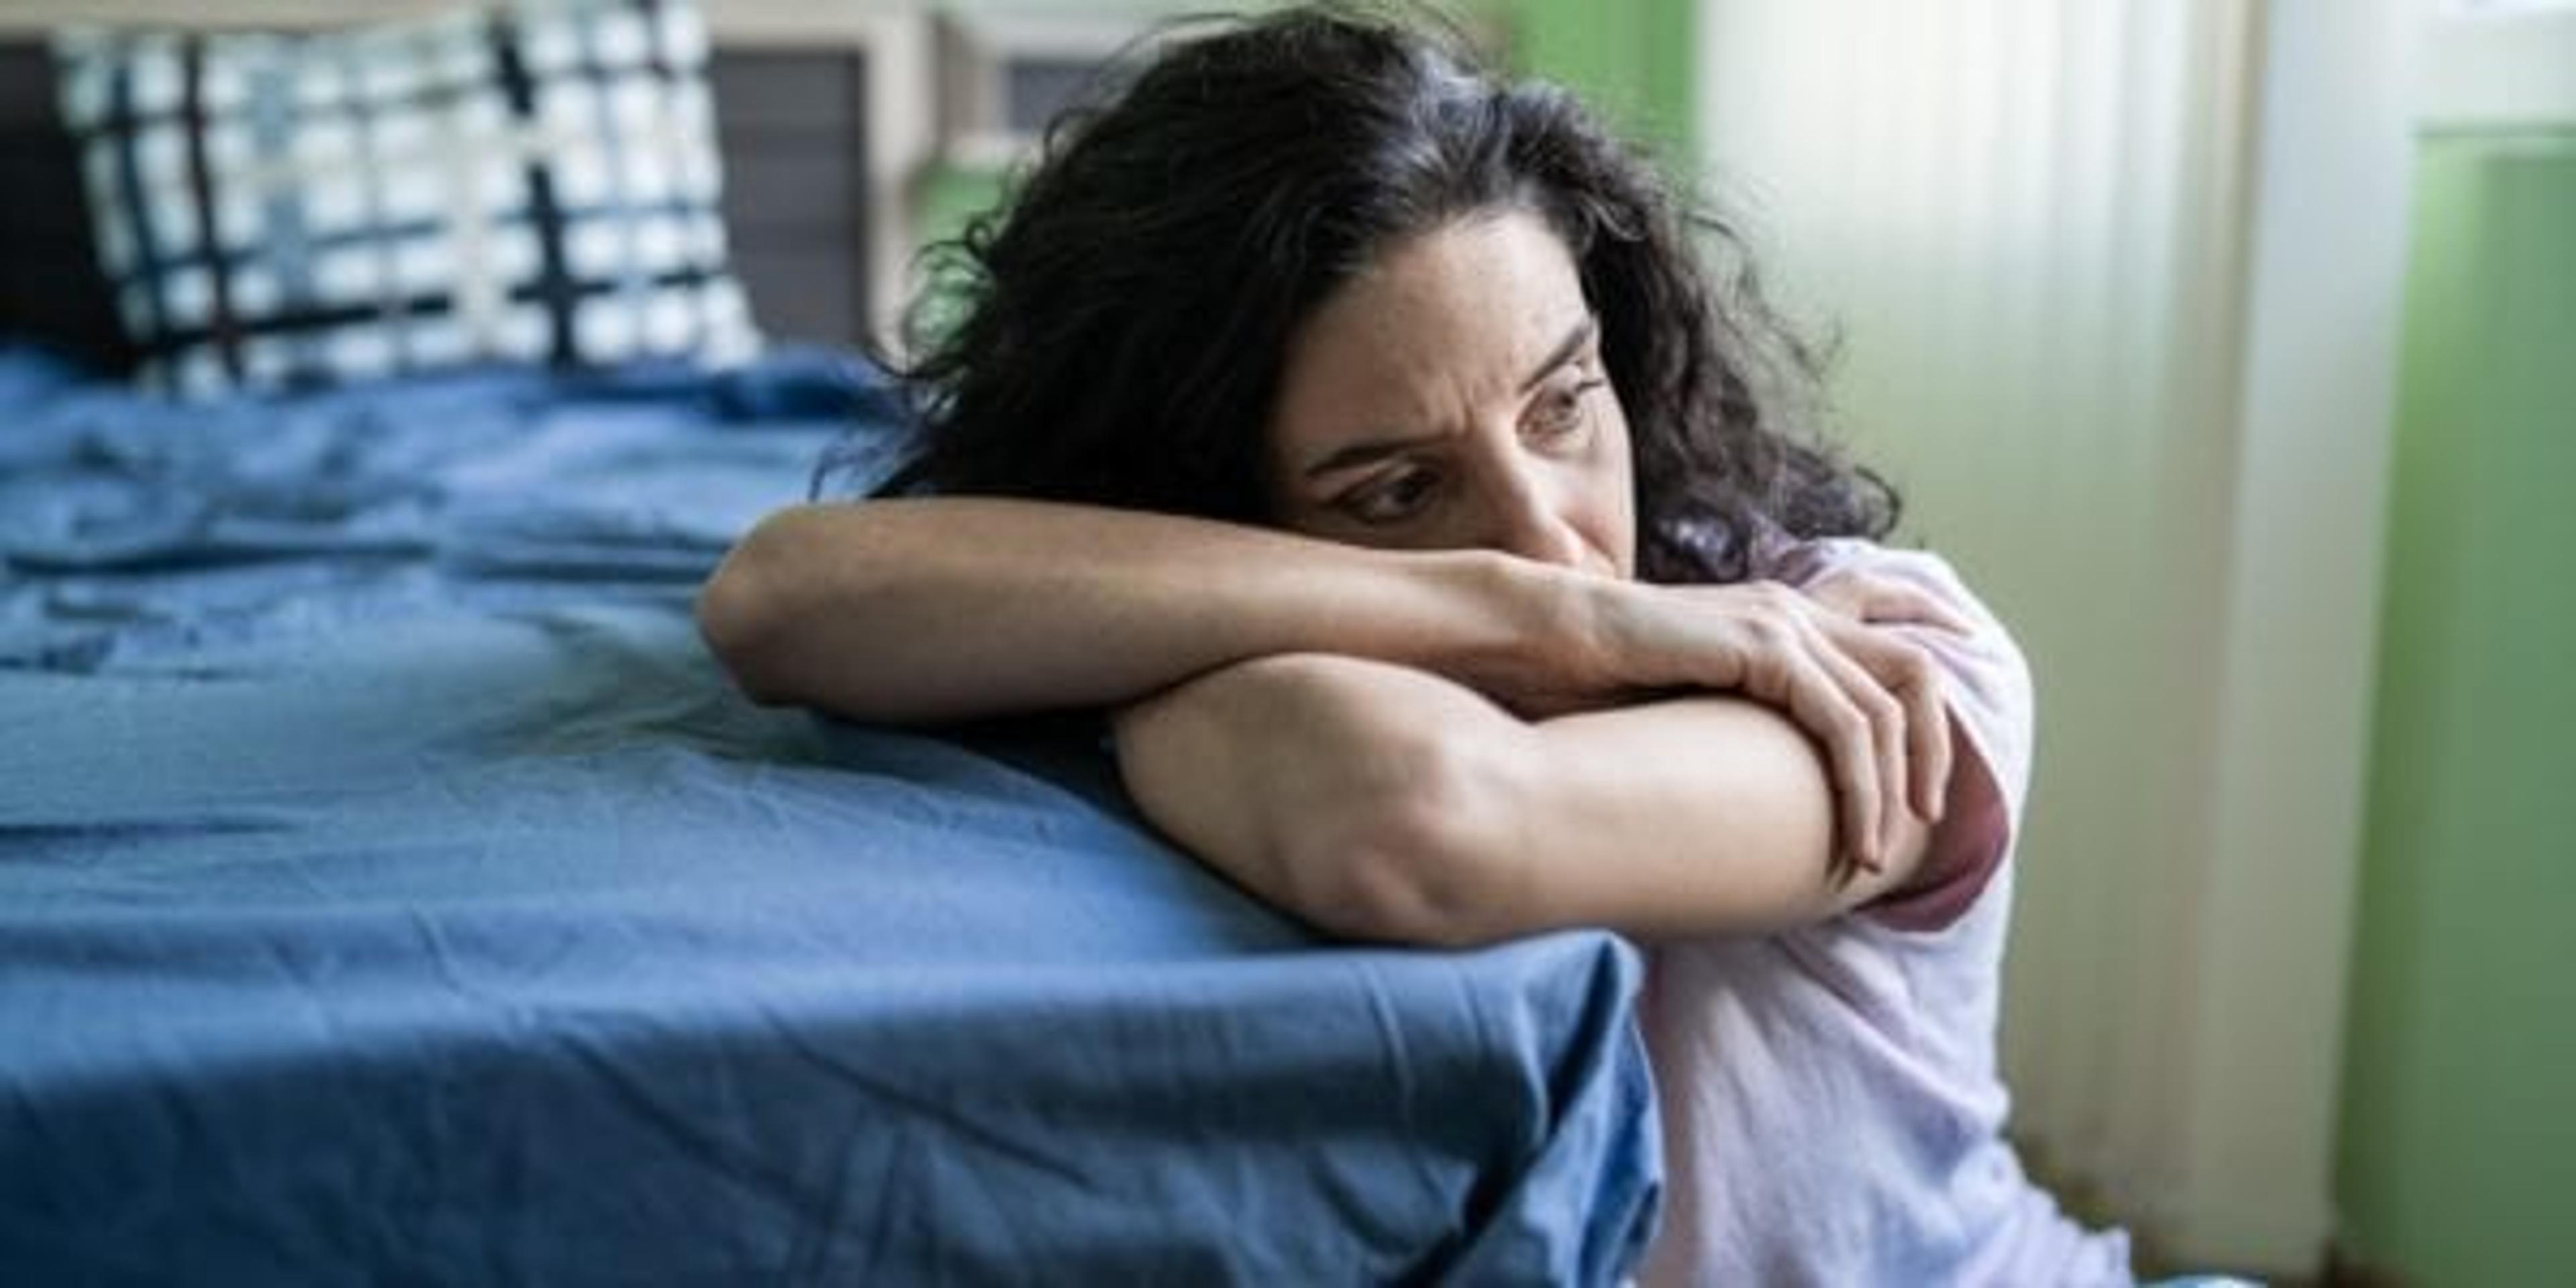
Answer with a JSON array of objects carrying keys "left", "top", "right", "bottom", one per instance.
[{"left": 0, "top": 3, "right": 1660, "bottom": 1283}]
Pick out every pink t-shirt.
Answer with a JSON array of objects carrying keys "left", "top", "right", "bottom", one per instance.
[{"left": 1637, "top": 537, "right": 2132, "bottom": 1287}]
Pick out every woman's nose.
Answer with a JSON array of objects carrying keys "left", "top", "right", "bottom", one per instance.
[{"left": 1480, "top": 461, "right": 1587, "bottom": 568}]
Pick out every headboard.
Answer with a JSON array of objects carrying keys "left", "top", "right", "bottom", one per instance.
[{"left": 0, "top": 1, "right": 932, "bottom": 372}]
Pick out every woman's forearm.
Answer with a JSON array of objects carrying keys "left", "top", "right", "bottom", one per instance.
[
  {"left": 1112, "top": 652, "right": 1936, "bottom": 947},
  {"left": 696, "top": 497, "right": 1605, "bottom": 722}
]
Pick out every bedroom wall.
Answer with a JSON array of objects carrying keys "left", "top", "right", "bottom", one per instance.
[
  {"left": 1499, "top": 0, "right": 1695, "bottom": 160},
  {"left": 2334, "top": 9, "right": 2576, "bottom": 1280}
]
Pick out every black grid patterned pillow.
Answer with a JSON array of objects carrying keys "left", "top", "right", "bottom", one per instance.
[{"left": 54, "top": 0, "right": 761, "bottom": 396}]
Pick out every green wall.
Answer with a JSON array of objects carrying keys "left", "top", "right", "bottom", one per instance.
[
  {"left": 912, "top": 0, "right": 1699, "bottom": 270},
  {"left": 2335, "top": 128, "right": 2576, "bottom": 1285},
  {"left": 1502, "top": 0, "right": 1695, "bottom": 163}
]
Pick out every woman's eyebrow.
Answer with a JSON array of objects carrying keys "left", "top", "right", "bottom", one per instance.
[
  {"left": 1517, "top": 316, "right": 1599, "bottom": 394},
  {"left": 1303, "top": 431, "right": 1441, "bottom": 480},
  {"left": 1303, "top": 316, "right": 1600, "bottom": 482}
]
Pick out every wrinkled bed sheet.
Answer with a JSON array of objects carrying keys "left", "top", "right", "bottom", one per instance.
[{"left": 0, "top": 347, "right": 1658, "bottom": 1285}]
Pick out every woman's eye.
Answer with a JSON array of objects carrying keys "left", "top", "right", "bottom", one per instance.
[
  {"left": 1529, "top": 380, "right": 1603, "bottom": 441},
  {"left": 1342, "top": 467, "right": 1440, "bottom": 525}
]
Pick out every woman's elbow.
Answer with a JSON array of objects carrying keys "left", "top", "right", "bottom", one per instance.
[{"left": 697, "top": 513, "right": 818, "bottom": 705}]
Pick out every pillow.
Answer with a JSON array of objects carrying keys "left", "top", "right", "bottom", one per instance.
[{"left": 53, "top": 0, "right": 761, "bottom": 397}]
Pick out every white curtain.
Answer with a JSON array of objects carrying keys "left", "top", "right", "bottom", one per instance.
[
  {"left": 1692, "top": 0, "right": 2269, "bottom": 1256},
  {"left": 1693, "top": 1, "right": 2423, "bottom": 1269}
]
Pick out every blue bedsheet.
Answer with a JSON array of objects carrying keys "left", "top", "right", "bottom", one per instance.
[{"left": 0, "top": 347, "right": 1658, "bottom": 1284}]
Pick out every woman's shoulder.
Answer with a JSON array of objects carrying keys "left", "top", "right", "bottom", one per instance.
[
  {"left": 1769, "top": 538, "right": 2021, "bottom": 676},
  {"left": 1762, "top": 536, "right": 1989, "bottom": 614}
]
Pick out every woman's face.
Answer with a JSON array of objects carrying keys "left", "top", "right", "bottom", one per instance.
[{"left": 1266, "top": 209, "right": 1637, "bottom": 578}]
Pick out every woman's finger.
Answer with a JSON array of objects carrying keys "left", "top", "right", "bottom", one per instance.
[
  {"left": 1803, "top": 616, "right": 1907, "bottom": 870},
  {"left": 1774, "top": 646, "right": 1882, "bottom": 880},
  {"left": 1831, "top": 623, "right": 1953, "bottom": 823},
  {"left": 1906, "top": 657, "right": 1951, "bottom": 823}
]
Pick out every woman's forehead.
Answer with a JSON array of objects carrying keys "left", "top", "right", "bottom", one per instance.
[{"left": 1273, "top": 211, "right": 1591, "bottom": 436}]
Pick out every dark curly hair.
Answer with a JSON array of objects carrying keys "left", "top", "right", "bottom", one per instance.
[{"left": 871, "top": 2, "right": 1895, "bottom": 583}]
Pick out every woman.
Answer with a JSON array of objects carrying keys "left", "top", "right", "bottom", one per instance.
[{"left": 700, "top": 5, "right": 2131, "bottom": 1283}]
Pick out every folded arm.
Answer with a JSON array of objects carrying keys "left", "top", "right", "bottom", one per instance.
[
  {"left": 697, "top": 497, "right": 1604, "bottom": 722},
  {"left": 1112, "top": 652, "right": 1940, "bottom": 945},
  {"left": 700, "top": 496, "right": 1955, "bottom": 876}
]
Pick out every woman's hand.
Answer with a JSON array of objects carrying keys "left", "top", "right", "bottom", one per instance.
[{"left": 1583, "top": 572, "right": 1966, "bottom": 879}]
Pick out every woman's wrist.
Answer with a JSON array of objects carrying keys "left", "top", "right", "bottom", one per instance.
[{"left": 1418, "top": 549, "right": 1625, "bottom": 712}]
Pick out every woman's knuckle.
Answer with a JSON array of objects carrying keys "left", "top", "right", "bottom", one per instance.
[
  {"left": 1747, "top": 615, "right": 1791, "bottom": 652},
  {"left": 1829, "top": 707, "right": 1868, "bottom": 743}
]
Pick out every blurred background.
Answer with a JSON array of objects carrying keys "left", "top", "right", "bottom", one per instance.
[{"left": 5, "top": 0, "right": 2567, "bottom": 1281}]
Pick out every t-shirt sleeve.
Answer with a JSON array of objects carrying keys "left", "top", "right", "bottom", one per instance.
[{"left": 1773, "top": 539, "right": 2036, "bottom": 932}]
